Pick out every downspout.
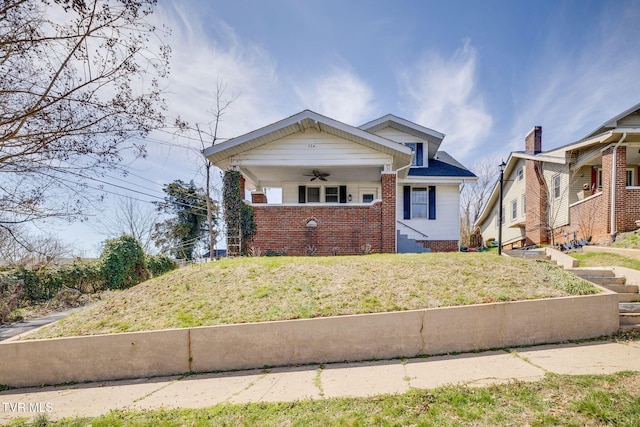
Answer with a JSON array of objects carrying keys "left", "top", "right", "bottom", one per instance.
[{"left": 610, "top": 132, "right": 627, "bottom": 242}]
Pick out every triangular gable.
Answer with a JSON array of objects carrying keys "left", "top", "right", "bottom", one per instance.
[
  {"left": 359, "top": 114, "right": 445, "bottom": 159},
  {"left": 204, "top": 110, "right": 412, "bottom": 170},
  {"left": 583, "top": 102, "right": 640, "bottom": 139}
]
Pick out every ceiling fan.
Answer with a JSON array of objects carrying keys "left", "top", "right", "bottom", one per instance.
[{"left": 304, "top": 170, "right": 330, "bottom": 181}]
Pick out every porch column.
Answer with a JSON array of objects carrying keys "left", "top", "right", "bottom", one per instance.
[
  {"left": 602, "top": 145, "right": 627, "bottom": 236},
  {"left": 251, "top": 191, "right": 267, "bottom": 204},
  {"left": 381, "top": 172, "right": 396, "bottom": 253}
]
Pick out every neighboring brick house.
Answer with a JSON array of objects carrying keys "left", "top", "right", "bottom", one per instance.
[
  {"left": 203, "top": 110, "right": 477, "bottom": 255},
  {"left": 476, "top": 103, "right": 640, "bottom": 249}
]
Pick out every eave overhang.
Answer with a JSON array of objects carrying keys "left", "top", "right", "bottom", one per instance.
[{"left": 203, "top": 110, "right": 413, "bottom": 171}]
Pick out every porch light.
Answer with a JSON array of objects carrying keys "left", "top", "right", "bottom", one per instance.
[
  {"left": 348, "top": 194, "right": 352, "bottom": 202},
  {"left": 498, "top": 160, "right": 506, "bottom": 255},
  {"left": 306, "top": 219, "right": 318, "bottom": 227}
]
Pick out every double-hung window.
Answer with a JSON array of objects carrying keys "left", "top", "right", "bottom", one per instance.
[
  {"left": 325, "top": 187, "right": 338, "bottom": 203},
  {"left": 307, "top": 187, "right": 320, "bottom": 203},
  {"left": 553, "top": 174, "right": 561, "bottom": 199},
  {"left": 411, "top": 188, "right": 428, "bottom": 218}
]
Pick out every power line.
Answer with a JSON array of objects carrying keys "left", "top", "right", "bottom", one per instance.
[{"left": 45, "top": 169, "right": 213, "bottom": 219}]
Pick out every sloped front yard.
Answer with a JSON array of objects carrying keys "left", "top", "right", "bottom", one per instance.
[{"left": 24, "top": 253, "right": 598, "bottom": 339}]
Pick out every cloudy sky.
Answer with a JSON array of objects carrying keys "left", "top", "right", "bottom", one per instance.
[{"left": 54, "top": 0, "right": 640, "bottom": 256}]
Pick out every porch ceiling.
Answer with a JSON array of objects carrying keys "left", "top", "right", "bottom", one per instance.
[
  {"left": 573, "top": 142, "right": 640, "bottom": 167},
  {"left": 241, "top": 165, "right": 384, "bottom": 189}
]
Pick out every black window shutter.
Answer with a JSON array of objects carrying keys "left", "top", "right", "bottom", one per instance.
[
  {"left": 403, "top": 186, "right": 410, "bottom": 220},
  {"left": 298, "top": 185, "right": 306, "bottom": 203},
  {"left": 428, "top": 186, "right": 436, "bottom": 219},
  {"left": 339, "top": 185, "right": 347, "bottom": 203},
  {"left": 416, "top": 143, "right": 424, "bottom": 166}
]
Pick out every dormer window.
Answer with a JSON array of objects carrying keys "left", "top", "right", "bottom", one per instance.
[{"left": 406, "top": 142, "right": 424, "bottom": 167}]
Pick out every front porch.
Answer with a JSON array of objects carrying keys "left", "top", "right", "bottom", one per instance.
[{"left": 244, "top": 173, "right": 398, "bottom": 256}]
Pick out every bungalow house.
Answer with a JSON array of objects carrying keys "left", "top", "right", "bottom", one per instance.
[
  {"left": 476, "top": 103, "right": 640, "bottom": 249},
  {"left": 203, "top": 110, "right": 477, "bottom": 256}
]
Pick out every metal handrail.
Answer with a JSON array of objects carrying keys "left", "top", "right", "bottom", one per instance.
[{"left": 396, "top": 220, "right": 429, "bottom": 240}]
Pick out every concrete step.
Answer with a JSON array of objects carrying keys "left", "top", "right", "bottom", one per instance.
[
  {"left": 567, "top": 268, "right": 616, "bottom": 278},
  {"left": 618, "top": 324, "right": 640, "bottom": 332},
  {"left": 504, "top": 250, "right": 548, "bottom": 260},
  {"left": 619, "top": 303, "right": 640, "bottom": 313},
  {"left": 600, "top": 284, "right": 638, "bottom": 293},
  {"left": 619, "top": 313, "right": 640, "bottom": 326},
  {"left": 618, "top": 293, "right": 640, "bottom": 303},
  {"left": 396, "top": 231, "right": 431, "bottom": 254},
  {"left": 586, "top": 276, "right": 627, "bottom": 285}
]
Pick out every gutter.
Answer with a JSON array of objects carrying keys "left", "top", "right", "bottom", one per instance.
[{"left": 610, "top": 132, "right": 627, "bottom": 242}]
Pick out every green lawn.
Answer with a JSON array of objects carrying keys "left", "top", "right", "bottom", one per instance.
[
  {"left": 571, "top": 252, "right": 640, "bottom": 270},
  {"left": 24, "top": 253, "right": 597, "bottom": 339},
  {"left": 8, "top": 372, "right": 640, "bottom": 426}
]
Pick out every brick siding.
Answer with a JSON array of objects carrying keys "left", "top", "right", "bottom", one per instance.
[
  {"left": 249, "top": 202, "right": 386, "bottom": 256},
  {"left": 416, "top": 240, "right": 458, "bottom": 252},
  {"left": 525, "top": 158, "right": 548, "bottom": 245}
]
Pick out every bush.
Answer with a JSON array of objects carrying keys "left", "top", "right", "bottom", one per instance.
[
  {"left": 100, "top": 235, "right": 149, "bottom": 290},
  {"left": 13, "top": 260, "right": 104, "bottom": 301},
  {"left": 147, "top": 254, "right": 178, "bottom": 277},
  {"left": 0, "top": 275, "right": 24, "bottom": 323}
]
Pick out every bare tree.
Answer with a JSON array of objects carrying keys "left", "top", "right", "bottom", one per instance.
[
  {"left": 460, "top": 158, "right": 499, "bottom": 246},
  {"left": 94, "top": 196, "right": 158, "bottom": 252},
  {"left": 175, "top": 79, "right": 238, "bottom": 257},
  {"left": 0, "top": 225, "right": 74, "bottom": 267},
  {"left": 529, "top": 161, "right": 582, "bottom": 246},
  {"left": 0, "top": 0, "right": 170, "bottom": 230}
]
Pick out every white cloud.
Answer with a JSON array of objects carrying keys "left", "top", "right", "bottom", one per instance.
[
  {"left": 507, "top": 2, "right": 640, "bottom": 152},
  {"left": 154, "top": 4, "right": 284, "bottom": 139},
  {"left": 397, "top": 39, "right": 493, "bottom": 161},
  {"left": 294, "top": 68, "right": 377, "bottom": 125}
]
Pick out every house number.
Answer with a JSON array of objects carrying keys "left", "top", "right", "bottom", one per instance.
[{"left": 307, "top": 144, "right": 316, "bottom": 148}]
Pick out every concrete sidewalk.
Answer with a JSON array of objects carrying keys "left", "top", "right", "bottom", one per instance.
[{"left": 2, "top": 338, "right": 640, "bottom": 422}]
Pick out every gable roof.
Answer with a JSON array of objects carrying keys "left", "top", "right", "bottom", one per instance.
[
  {"left": 203, "top": 110, "right": 413, "bottom": 169},
  {"left": 543, "top": 102, "right": 640, "bottom": 157},
  {"left": 358, "top": 114, "right": 445, "bottom": 158},
  {"left": 407, "top": 151, "right": 477, "bottom": 178},
  {"left": 582, "top": 101, "right": 640, "bottom": 140}
]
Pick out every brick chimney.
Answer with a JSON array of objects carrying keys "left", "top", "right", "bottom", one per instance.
[{"left": 525, "top": 126, "right": 542, "bottom": 154}]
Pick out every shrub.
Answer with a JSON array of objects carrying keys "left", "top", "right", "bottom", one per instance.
[
  {"left": 0, "top": 275, "right": 24, "bottom": 323},
  {"left": 13, "top": 260, "right": 104, "bottom": 301},
  {"left": 100, "top": 235, "right": 149, "bottom": 290},
  {"left": 146, "top": 254, "right": 178, "bottom": 277}
]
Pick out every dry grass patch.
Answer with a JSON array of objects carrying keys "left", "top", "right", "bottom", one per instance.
[{"left": 24, "top": 253, "right": 597, "bottom": 339}]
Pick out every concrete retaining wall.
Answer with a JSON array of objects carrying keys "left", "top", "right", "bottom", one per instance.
[
  {"left": 544, "top": 247, "right": 579, "bottom": 269},
  {"left": 0, "top": 292, "right": 619, "bottom": 388}
]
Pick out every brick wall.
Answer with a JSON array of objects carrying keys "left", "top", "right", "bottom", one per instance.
[
  {"left": 416, "top": 240, "right": 458, "bottom": 252},
  {"left": 380, "top": 173, "right": 397, "bottom": 253},
  {"left": 251, "top": 192, "right": 267, "bottom": 204},
  {"left": 525, "top": 159, "right": 548, "bottom": 245},
  {"left": 626, "top": 189, "right": 640, "bottom": 231},
  {"left": 566, "top": 193, "right": 608, "bottom": 244},
  {"left": 249, "top": 203, "right": 385, "bottom": 256}
]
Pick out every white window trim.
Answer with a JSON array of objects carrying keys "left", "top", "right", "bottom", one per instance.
[
  {"left": 553, "top": 174, "right": 561, "bottom": 199},
  {"left": 521, "top": 194, "right": 526, "bottom": 217},
  {"left": 411, "top": 187, "right": 428, "bottom": 219},
  {"left": 511, "top": 199, "right": 517, "bottom": 221},
  {"left": 307, "top": 186, "right": 321, "bottom": 203},
  {"left": 626, "top": 168, "right": 635, "bottom": 187},
  {"left": 325, "top": 186, "right": 339, "bottom": 203}
]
